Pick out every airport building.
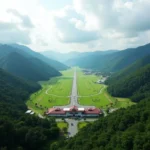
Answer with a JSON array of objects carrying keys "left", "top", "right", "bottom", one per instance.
[{"left": 46, "top": 105, "right": 102, "bottom": 117}]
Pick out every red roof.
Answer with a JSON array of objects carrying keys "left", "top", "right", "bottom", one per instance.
[
  {"left": 70, "top": 105, "right": 78, "bottom": 111},
  {"left": 46, "top": 108, "right": 66, "bottom": 114},
  {"left": 84, "top": 108, "right": 101, "bottom": 114},
  {"left": 46, "top": 106, "right": 102, "bottom": 115}
]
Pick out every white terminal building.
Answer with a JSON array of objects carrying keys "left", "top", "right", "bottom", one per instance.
[{"left": 46, "top": 105, "right": 102, "bottom": 117}]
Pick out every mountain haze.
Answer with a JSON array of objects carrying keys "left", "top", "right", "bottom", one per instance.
[
  {"left": 0, "top": 51, "right": 61, "bottom": 81},
  {"left": 10, "top": 44, "right": 69, "bottom": 71},
  {"left": 41, "top": 50, "right": 118, "bottom": 63},
  {"left": 65, "top": 43, "right": 150, "bottom": 72}
]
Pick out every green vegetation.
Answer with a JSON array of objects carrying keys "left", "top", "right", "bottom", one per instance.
[
  {"left": 52, "top": 64, "right": 150, "bottom": 150},
  {"left": 4, "top": 43, "right": 69, "bottom": 71},
  {"left": 57, "top": 122, "right": 68, "bottom": 130},
  {"left": 107, "top": 64, "right": 150, "bottom": 102},
  {"left": 0, "top": 51, "right": 61, "bottom": 81},
  {"left": 0, "top": 68, "right": 60, "bottom": 150},
  {"left": 66, "top": 43, "right": 150, "bottom": 72},
  {"left": 55, "top": 97, "right": 150, "bottom": 150},
  {"left": 77, "top": 68, "right": 133, "bottom": 108},
  {"left": 26, "top": 69, "right": 74, "bottom": 114},
  {"left": 78, "top": 122, "right": 91, "bottom": 129},
  {"left": 57, "top": 121, "right": 68, "bottom": 131}
]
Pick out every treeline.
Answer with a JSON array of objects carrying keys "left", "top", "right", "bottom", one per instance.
[
  {"left": 106, "top": 64, "right": 150, "bottom": 102},
  {"left": 0, "top": 68, "right": 60, "bottom": 150},
  {"left": 54, "top": 97, "right": 150, "bottom": 150}
]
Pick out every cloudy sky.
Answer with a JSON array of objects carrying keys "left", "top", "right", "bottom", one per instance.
[{"left": 0, "top": 0, "right": 150, "bottom": 52}]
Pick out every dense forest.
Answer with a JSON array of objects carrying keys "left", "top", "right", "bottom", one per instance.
[
  {"left": 0, "top": 51, "right": 61, "bottom": 81},
  {"left": 0, "top": 69, "right": 60, "bottom": 150},
  {"left": 10, "top": 44, "right": 69, "bottom": 71},
  {"left": 107, "top": 64, "right": 150, "bottom": 102},
  {"left": 106, "top": 55, "right": 150, "bottom": 84}
]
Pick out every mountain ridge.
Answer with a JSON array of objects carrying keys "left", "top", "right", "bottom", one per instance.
[{"left": 0, "top": 51, "right": 61, "bottom": 81}]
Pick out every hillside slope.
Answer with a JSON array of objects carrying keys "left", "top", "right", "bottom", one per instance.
[
  {"left": 0, "top": 68, "right": 59, "bottom": 150},
  {"left": 0, "top": 52, "right": 61, "bottom": 81},
  {"left": 65, "top": 43, "right": 150, "bottom": 72},
  {"left": 107, "top": 64, "right": 150, "bottom": 102},
  {"left": 0, "top": 68, "right": 40, "bottom": 105},
  {"left": 10, "top": 44, "right": 69, "bottom": 70},
  {"left": 106, "top": 55, "right": 150, "bottom": 84}
]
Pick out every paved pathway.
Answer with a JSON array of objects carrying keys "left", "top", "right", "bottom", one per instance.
[
  {"left": 56, "top": 118, "right": 98, "bottom": 137},
  {"left": 55, "top": 68, "right": 98, "bottom": 137}
]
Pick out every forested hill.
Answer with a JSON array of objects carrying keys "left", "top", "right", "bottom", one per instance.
[
  {"left": 106, "top": 55, "right": 150, "bottom": 83},
  {"left": 0, "top": 68, "right": 60, "bottom": 150},
  {"left": 0, "top": 52, "right": 61, "bottom": 81},
  {"left": 10, "top": 43, "right": 69, "bottom": 71},
  {"left": 0, "top": 68, "right": 40, "bottom": 105},
  {"left": 66, "top": 43, "right": 150, "bottom": 72},
  {"left": 107, "top": 64, "right": 150, "bottom": 102}
]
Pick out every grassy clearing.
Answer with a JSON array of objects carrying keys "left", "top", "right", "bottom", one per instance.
[
  {"left": 115, "top": 97, "right": 135, "bottom": 108},
  {"left": 77, "top": 68, "right": 134, "bottom": 109},
  {"left": 78, "top": 122, "right": 91, "bottom": 129},
  {"left": 26, "top": 68, "right": 74, "bottom": 114},
  {"left": 57, "top": 122, "right": 68, "bottom": 130}
]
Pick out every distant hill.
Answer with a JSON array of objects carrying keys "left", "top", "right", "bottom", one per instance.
[
  {"left": 106, "top": 55, "right": 150, "bottom": 84},
  {"left": 41, "top": 50, "right": 118, "bottom": 63},
  {"left": 41, "top": 51, "right": 80, "bottom": 62},
  {"left": 65, "top": 43, "right": 150, "bottom": 72},
  {"left": 10, "top": 44, "right": 69, "bottom": 71},
  {"left": 0, "top": 52, "right": 61, "bottom": 81}
]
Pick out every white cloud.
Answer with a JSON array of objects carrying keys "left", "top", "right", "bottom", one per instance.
[
  {"left": 0, "top": 0, "right": 150, "bottom": 52},
  {"left": 7, "top": 9, "right": 34, "bottom": 28}
]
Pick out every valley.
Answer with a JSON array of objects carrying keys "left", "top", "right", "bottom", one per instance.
[
  {"left": 26, "top": 67, "right": 134, "bottom": 115},
  {"left": 26, "top": 69, "right": 73, "bottom": 114}
]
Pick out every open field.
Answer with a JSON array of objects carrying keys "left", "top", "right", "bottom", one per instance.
[
  {"left": 77, "top": 68, "right": 135, "bottom": 108},
  {"left": 78, "top": 122, "right": 91, "bottom": 129},
  {"left": 26, "top": 67, "right": 135, "bottom": 114},
  {"left": 26, "top": 69, "right": 73, "bottom": 114},
  {"left": 57, "top": 122, "right": 68, "bottom": 130}
]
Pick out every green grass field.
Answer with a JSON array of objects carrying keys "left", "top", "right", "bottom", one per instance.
[
  {"left": 77, "top": 68, "right": 135, "bottom": 108},
  {"left": 78, "top": 122, "right": 91, "bottom": 129},
  {"left": 57, "top": 122, "right": 68, "bottom": 130},
  {"left": 26, "top": 69, "right": 74, "bottom": 114},
  {"left": 26, "top": 67, "right": 135, "bottom": 114}
]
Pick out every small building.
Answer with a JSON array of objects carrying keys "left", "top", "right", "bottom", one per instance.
[
  {"left": 46, "top": 105, "right": 102, "bottom": 117},
  {"left": 30, "top": 112, "right": 35, "bottom": 115},
  {"left": 25, "top": 110, "right": 35, "bottom": 115},
  {"left": 25, "top": 110, "right": 32, "bottom": 114}
]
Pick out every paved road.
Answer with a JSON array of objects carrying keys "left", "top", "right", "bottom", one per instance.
[
  {"left": 56, "top": 118, "right": 98, "bottom": 137},
  {"left": 67, "top": 119, "right": 78, "bottom": 137},
  {"left": 55, "top": 68, "right": 98, "bottom": 137}
]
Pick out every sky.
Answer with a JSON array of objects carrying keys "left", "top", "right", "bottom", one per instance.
[{"left": 0, "top": 0, "right": 150, "bottom": 53}]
